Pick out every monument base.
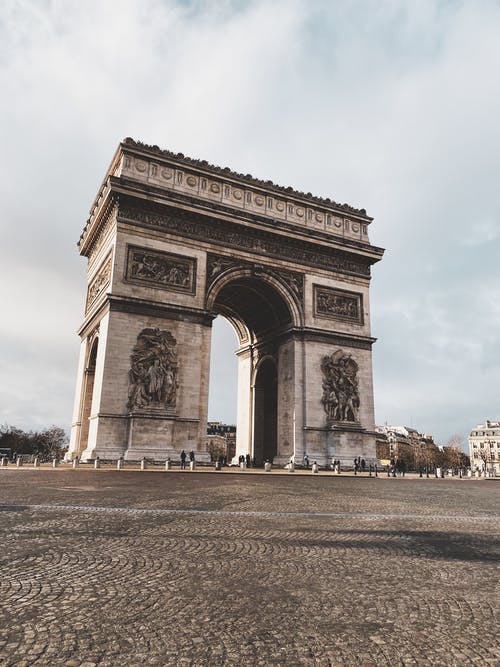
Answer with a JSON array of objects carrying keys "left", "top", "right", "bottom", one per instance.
[{"left": 303, "top": 424, "right": 378, "bottom": 467}]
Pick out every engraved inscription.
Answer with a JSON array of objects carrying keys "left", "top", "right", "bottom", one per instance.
[
  {"left": 314, "top": 285, "right": 363, "bottom": 324},
  {"left": 125, "top": 245, "right": 196, "bottom": 294}
]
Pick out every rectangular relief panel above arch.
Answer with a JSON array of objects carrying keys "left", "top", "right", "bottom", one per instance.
[
  {"left": 124, "top": 244, "right": 197, "bottom": 295},
  {"left": 313, "top": 284, "right": 364, "bottom": 326}
]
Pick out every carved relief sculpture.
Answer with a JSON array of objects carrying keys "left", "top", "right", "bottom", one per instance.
[
  {"left": 321, "top": 350, "right": 360, "bottom": 423},
  {"left": 314, "top": 285, "right": 363, "bottom": 324},
  {"left": 121, "top": 206, "right": 371, "bottom": 278},
  {"left": 206, "top": 253, "right": 304, "bottom": 304},
  {"left": 127, "top": 328, "right": 179, "bottom": 411},
  {"left": 86, "top": 252, "right": 113, "bottom": 312},
  {"left": 126, "top": 245, "right": 195, "bottom": 293}
]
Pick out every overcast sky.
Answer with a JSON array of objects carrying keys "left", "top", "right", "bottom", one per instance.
[{"left": 1, "top": 0, "right": 499, "bottom": 445}]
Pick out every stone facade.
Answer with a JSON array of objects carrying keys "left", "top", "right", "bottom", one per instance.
[
  {"left": 469, "top": 420, "right": 500, "bottom": 475},
  {"left": 68, "top": 139, "right": 384, "bottom": 464}
]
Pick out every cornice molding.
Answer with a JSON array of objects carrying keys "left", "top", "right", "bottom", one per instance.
[
  {"left": 121, "top": 137, "right": 372, "bottom": 219},
  {"left": 117, "top": 197, "right": 376, "bottom": 279}
]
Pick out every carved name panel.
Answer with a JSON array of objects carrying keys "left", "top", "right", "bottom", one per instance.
[
  {"left": 86, "top": 251, "right": 113, "bottom": 312},
  {"left": 314, "top": 285, "right": 363, "bottom": 324},
  {"left": 125, "top": 245, "right": 196, "bottom": 294}
]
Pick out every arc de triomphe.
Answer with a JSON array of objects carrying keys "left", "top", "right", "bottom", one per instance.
[{"left": 67, "top": 139, "right": 384, "bottom": 465}]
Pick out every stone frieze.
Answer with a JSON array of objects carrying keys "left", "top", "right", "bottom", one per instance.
[
  {"left": 119, "top": 204, "right": 371, "bottom": 279},
  {"left": 314, "top": 285, "right": 364, "bottom": 324},
  {"left": 86, "top": 251, "right": 113, "bottom": 313},
  {"left": 206, "top": 253, "right": 304, "bottom": 304},
  {"left": 125, "top": 245, "right": 196, "bottom": 294}
]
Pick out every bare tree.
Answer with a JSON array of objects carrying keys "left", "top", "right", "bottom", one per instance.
[{"left": 447, "top": 433, "right": 464, "bottom": 449}]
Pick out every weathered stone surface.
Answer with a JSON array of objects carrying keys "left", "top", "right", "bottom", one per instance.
[
  {"left": 0, "top": 470, "right": 498, "bottom": 667},
  {"left": 68, "top": 141, "right": 384, "bottom": 464}
]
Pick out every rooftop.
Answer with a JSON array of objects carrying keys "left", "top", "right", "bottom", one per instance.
[{"left": 121, "top": 137, "right": 372, "bottom": 220}]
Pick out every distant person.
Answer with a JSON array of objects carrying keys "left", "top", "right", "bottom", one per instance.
[
  {"left": 246, "top": 454, "right": 250, "bottom": 467},
  {"left": 304, "top": 454, "right": 309, "bottom": 469},
  {"left": 180, "top": 450, "right": 187, "bottom": 469},
  {"left": 361, "top": 458, "right": 366, "bottom": 471},
  {"left": 189, "top": 450, "right": 195, "bottom": 462}
]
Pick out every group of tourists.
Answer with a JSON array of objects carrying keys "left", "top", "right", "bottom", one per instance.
[
  {"left": 353, "top": 456, "right": 366, "bottom": 473},
  {"left": 389, "top": 458, "right": 406, "bottom": 476},
  {"left": 331, "top": 458, "right": 342, "bottom": 473},
  {"left": 179, "top": 449, "right": 195, "bottom": 469}
]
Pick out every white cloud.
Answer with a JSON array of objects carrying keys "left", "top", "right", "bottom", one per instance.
[{"left": 1, "top": 0, "right": 499, "bottom": 443}]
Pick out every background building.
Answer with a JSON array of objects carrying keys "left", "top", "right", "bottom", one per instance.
[
  {"left": 375, "top": 425, "right": 438, "bottom": 469},
  {"left": 206, "top": 422, "right": 236, "bottom": 462},
  {"left": 469, "top": 421, "right": 500, "bottom": 475}
]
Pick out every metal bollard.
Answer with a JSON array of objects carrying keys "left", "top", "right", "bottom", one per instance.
[
  {"left": 312, "top": 462, "right": 319, "bottom": 474},
  {"left": 264, "top": 462, "right": 272, "bottom": 472},
  {"left": 240, "top": 461, "right": 246, "bottom": 470},
  {"left": 33, "top": 457, "right": 40, "bottom": 468},
  {"left": 189, "top": 460, "right": 195, "bottom": 470},
  {"left": 387, "top": 466, "right": 390, "bottom": 477},
  {"left": 375, "top": 464, "right": 378, "bottom": 477},
  {"left": 117, "top": 457, "right": 124, "bottom": 470},
  {"left": 94, "top": 457, "right": 100, "bottom": 469},
  {"left": 0, "top": 457, "right": 7, "bottom": 467},
  {"left": 141, "top": 458, "right": 146, "bottom": 470},
  {"left": 165, "top": 459, "right": 171, "bottom": 471},
  {"left": 214, "top": 461, "right": 221, "bottom": 471},
  {"left": 72, "top": 457, "right": 79, "bottom": 469},
  {"left": 52, "top": 458, "right": 58, "bottom": 468},
  {"left": 16, "top": 458, "right": 23, "bottom": 468},
  {"left": 288, "top": 462, "right": 295, "bottom": 473}
]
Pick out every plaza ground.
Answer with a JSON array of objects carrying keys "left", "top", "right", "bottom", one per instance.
[{"left": 0, "top": 469, "right": 498, "bottom": 666}]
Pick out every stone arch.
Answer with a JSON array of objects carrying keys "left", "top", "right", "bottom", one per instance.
[
  {"left": 206, "top": 266, "right": 303, "bottom": 343},
  {"left": 206, "top": 271, "right": 297, "bottom": 464},
  {"left": 76, "top": 334, "right": 99, "bottom": 457},
  {"left": 68, "top": 140, "right": 383, "bottom": 466}
]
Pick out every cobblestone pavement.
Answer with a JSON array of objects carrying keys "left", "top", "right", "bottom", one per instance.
[{"left": 0, "top": 469, "right": 498, "bottom": 666}]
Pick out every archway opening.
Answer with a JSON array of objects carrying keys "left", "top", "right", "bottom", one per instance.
[
  {"left": 78, "top": 337, "right": 98, "bottom": 456},
  {"left": 212, "top": 276, "right": 293, "bottom": 339},
  {"left": 253, "top": 358, "right": 278, "bottom": 465},
  {"left": 208, "top": 273, "right": 295, "bottom": 465}
]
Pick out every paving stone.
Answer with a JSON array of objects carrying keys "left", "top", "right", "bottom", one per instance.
[{"left": 0, "top": 470, "right": 498, "bottom": 666}]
